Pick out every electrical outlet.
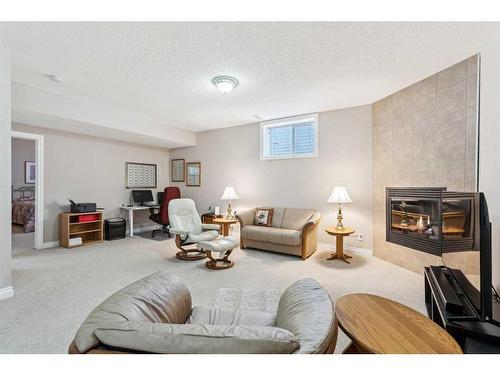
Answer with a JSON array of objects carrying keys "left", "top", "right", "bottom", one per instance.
[{"left": 358, "top": 234, "right": 364, "bottom": 241}]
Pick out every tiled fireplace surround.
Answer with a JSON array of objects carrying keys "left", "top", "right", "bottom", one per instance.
[{"left": 373, "top": 55, "right": 479, "bottom": 273}]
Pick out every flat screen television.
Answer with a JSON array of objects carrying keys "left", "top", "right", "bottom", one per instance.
[{"left": 441, "top": 193, "right": 492, "bottom": 322}]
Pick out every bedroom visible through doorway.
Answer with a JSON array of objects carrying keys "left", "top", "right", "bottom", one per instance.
[
  {"left": 11, "top": 131, "right": 44, "bottom": 251},
  {"left": 11, "top": 137, "right": 35, "bottom": 252}
]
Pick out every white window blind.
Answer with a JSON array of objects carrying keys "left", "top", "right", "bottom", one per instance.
[
  {"left": 293, "top": 123, "right": 316, "bottom": 154},
  {"left": 261, "top": 114, "right": 318, "bottom": 160},
  {"left": 269, "top": 125, "right": 293, "bottom": 156}
]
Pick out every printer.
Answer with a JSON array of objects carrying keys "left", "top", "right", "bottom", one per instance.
[{"left": 69, "top": 199, "right": 97, "bottom": 213}]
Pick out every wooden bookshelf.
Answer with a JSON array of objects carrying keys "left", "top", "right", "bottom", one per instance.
[{"left": 59, "top": 211, "right": 104, "bottom": 248}]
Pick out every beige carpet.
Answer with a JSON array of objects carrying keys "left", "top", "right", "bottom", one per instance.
[
  {"left": 12, "top": 231, "right": 34, "bottom": 254},
  {"left": 0, "top": 235, "right": 425, "bottom": 353}
]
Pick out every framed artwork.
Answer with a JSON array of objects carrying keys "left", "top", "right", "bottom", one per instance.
[
  {"left": 125, "top": 162, "right": 157, "bottom": 188},
  {"left": 25, "top": 161, "right": 36, "bottom": 184},
  {"left": 171, "top": 159, "right": 185, "bottom": 182},
  {"left": 186, "top": 162, "right": 201, "bottom": 187}
]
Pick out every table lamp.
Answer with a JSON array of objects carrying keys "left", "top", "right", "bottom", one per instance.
[
  {"left": 220, "top": 186, "right": 239, "bottom": 219},
  {"left": 327, "top": 186, "right": 352, "bottom": 230}
]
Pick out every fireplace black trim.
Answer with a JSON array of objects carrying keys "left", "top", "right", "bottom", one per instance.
[{"left": 386, "top": 187, "right": 477, "bottom": 256}]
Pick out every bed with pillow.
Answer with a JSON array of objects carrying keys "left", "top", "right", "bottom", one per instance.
[{"left": 12, "top": 197, "right": 35, "bottom": 233}]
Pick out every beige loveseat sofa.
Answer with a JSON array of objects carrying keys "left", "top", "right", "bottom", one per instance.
[{"left": 236, "top": 208, "right": 321, "bottom": 260}]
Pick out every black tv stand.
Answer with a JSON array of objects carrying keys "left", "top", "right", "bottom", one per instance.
[
  {"left": 424, "top": 266, "right": 500, "bottom": 353},
  {"left": 429, "top": 266, "right": 468, "bottom": 315}
]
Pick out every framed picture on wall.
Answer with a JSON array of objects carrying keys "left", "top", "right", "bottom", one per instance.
[
  {"left": 186, "top": 162, "right": 201, "bottom": 187},
  {"left": 125, "top": 162, "right": 157, "bottom": 188},
  {"left": 25, "top": 161, "right": 36, "bottom": 184},
  {"left": 171, "top": 159, "right": 185, "bottom": 182}
]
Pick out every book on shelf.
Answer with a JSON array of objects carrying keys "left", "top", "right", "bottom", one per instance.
[{"left": 69, "top": 237, "right": 82, "bottom": 246}]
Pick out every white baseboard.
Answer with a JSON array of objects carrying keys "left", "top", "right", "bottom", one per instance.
[
  {"left": 38, "top": 225, "right": 159, "bottom": 249},
  {"left": 319, "top": 242, "right": 373, "bottom": 255},
  {"left": 0, "top": 286, "right": 14, "bottom": 300},
  {"left": 41, "top": 240, "right": 60, "bottom": 249}
]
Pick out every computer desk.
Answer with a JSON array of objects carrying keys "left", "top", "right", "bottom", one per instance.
[{"left": 120, "top": 205, "right": 159, "bottom": 237}]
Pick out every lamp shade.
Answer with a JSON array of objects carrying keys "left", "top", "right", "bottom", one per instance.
[
  {"left": 220, "top": 186, "right": 239, "bottom": 200},
  {"left": 327, "top": 186, "right": 352, "bottom": 204}
]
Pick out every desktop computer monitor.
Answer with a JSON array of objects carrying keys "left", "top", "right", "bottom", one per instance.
[{"left": 132, "top": 190, "right": 154, "bottom": 205}]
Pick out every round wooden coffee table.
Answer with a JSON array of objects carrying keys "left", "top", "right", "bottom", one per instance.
[
  {"left": 335, "top": 293, "right": 463, "bottom": 354},
  {"left": 213, "top": 218, "right": 238, "bottom": 236},
  {"left": 325, "top": 227, "right": 355, "bottom": 263}
]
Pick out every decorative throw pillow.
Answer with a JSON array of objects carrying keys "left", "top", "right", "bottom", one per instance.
[{"left": 254, "top": 208, "right": 274, "bottom": 227}]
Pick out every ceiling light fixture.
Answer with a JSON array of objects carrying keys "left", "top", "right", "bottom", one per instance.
[
  {"left": 44, "top": 74, "right": 63, "bottom": 83},
  {"left": 212, "top": 76, "right": 239, "bottom": 93}
]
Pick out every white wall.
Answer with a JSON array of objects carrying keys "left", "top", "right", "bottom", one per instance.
[
  {"left": 12, "top": 123, "right": 170, "bottom": 243},
  {"left": 0, "top": 41, "right": 12, "bottom": 297},
  {"left": 478, "top": 41, "right": 500, "bottom": 290},
  {"left": 11, "top": 138, "right": 35, "bottom": 189},
  {"left": 12, "top": 82, "right": 197, "bottom": 149},
  {"left": 170, "top": 105, "right": 373, "bottom": 248}
]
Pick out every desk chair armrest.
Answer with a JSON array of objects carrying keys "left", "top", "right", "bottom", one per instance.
[{"left": 202, "top": 223, "right": 220, "bottom": 231}]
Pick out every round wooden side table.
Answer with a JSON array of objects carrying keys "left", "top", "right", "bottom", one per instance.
[
  {"left": 213, "top": 218, "right": 238, "bottom": 236},
  {"left": 335, "top": 293, "right": 463, "bottom": 354},
  {"left": 325, "top": 226, "right": 355, "bottom": 263}
]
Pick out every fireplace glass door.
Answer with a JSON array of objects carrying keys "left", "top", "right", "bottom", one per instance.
[
  {"left": 442, "top": 197, "right": 473, "bottom": 240},
  {"left": 390, "top": 197, "right": 441, "bottom": 241}
]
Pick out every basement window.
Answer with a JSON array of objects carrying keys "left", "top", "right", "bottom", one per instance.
[{"left": 260, "top": 113, "right": 319, "bottom": 160}]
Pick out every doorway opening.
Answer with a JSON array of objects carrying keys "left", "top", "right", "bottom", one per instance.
[{"left": 11, "top": 131, "right": 44, "bottom": 251}]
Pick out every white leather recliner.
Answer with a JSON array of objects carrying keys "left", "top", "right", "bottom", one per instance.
[{"left": 168, "top": 198, "right": 220, "bottom": 260}]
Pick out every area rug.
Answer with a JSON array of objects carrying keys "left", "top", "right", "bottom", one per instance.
[{"left": 210, "top": 288, "right": 281, "bottom": 312}]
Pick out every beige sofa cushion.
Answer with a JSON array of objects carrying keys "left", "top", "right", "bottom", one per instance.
[
  {"left": 94, "top": 321, "right": 300, "bottom": 354},
  {"left": 271, "top": 207, "right": 286, "bottom": 228},
  {"left": 280, "top": 208, "right": 316, "bottom": 231},
  {"left": 188, "top": 306, "right": 276, "bottom": 326},
  {"left": 241, "top": 225, "right": 301, "bottom": 246}
]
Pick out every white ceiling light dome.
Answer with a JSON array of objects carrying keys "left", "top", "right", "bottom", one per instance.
[{"left": 212, "top": 75, "right": 239, "bottom": 93}]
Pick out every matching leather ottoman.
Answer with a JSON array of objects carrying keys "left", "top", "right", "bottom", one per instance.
[{"left": 198, "top": 236, "right": 239, "bottom": 269}]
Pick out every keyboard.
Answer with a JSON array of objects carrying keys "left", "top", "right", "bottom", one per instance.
[{"left": 141, "top": 203, "right": 159, "bottom": 207}]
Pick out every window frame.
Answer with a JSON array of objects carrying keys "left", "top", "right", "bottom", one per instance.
[{"left": 260, "top": 113, "right": 319, "bottom": 160}]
